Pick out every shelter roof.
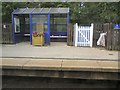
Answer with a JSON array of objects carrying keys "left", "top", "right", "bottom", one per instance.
[{"left": 12, "top": 8, "right": 69, "bottom": 14}]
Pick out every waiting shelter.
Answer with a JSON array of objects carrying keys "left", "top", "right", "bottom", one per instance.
[{"left": 12, "top": 8, "right": 70, "bottom": 45}]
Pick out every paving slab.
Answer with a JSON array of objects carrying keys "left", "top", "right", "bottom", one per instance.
[
  {"left": 97, "top": 61, "right": 119, "bottom": 71},
  {"left": 23, "top": 59, "right": 62, "bottom": 70},
  {"left": 62, "top": 60, "right": 119, "bottom": 72},
  {"left": 2, "top": 58, "right": 30, "bottom": 69},
  {"left": 61, "top": 60, "right": 101, "bottom": 71}
]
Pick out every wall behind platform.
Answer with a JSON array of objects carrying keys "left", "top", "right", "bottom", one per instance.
[
  {"left": 2, "top": 23, "right": 13, "bottom": 44},
  {"left": 93, "top": 23, "right": 120, "bottom": 51}
]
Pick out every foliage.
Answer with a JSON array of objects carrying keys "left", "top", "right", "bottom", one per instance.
[
  {"left": 33, "top": 32, "right": 44, "bottom": 37},
  {"left": 74, "top": 2, "right": 119, "bottom": 24},
  {"left": 2, "top": 2, "right": 120, "bottom": 24}
]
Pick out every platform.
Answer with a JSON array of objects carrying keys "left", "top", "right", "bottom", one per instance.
[
  {"left": 1, "top": 58, "right": 119, "bottom": 80},
  {"left": 2, "top": 42, "right": 119, "bottom": 60}
]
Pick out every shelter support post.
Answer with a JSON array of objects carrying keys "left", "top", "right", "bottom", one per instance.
[
  {"left": 12, "top": 14, "right": 15, "bottom": 44},
  {"left": 67, "top": 13, "right": 70, "bottom": 37},
  {"left": 47, "top": 14, "right": 50, "bottom": 45},
  {"left": 29, "top": 14, "right": 32, "bottom": 45}
]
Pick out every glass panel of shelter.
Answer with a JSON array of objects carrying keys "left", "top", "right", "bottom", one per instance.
[
  {"left": 14, "top": 16, "right": 20, "bottom": 33},
  {"left": 32, "top": 15, "right": 48, "bottom": 33},
  {"left": 14, "top": 15, "right": 30, "bottom": 33},
  {"left": 50, "top": 14, "right": 67, "bottom": 36},
  {"left": 25, "top": 17, "right": 30, "bottom": 33}
]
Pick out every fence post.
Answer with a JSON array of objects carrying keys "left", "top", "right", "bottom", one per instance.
[
  {"left": 74, "top": 23, "right": 78, "bottom": 47},
  {"left": 90, "top": 23, "right": 93, "bottom": 47}
]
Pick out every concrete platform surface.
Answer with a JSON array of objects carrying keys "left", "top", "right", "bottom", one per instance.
[
  {"left": 2, "top": 42, "right": 119, "bottom": 60},
  {"left": 1, "top": 58, "right": 29, "bottom": 69},
  {"left": 1, "top": 58, "right": 119, "bottom": 72}
]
